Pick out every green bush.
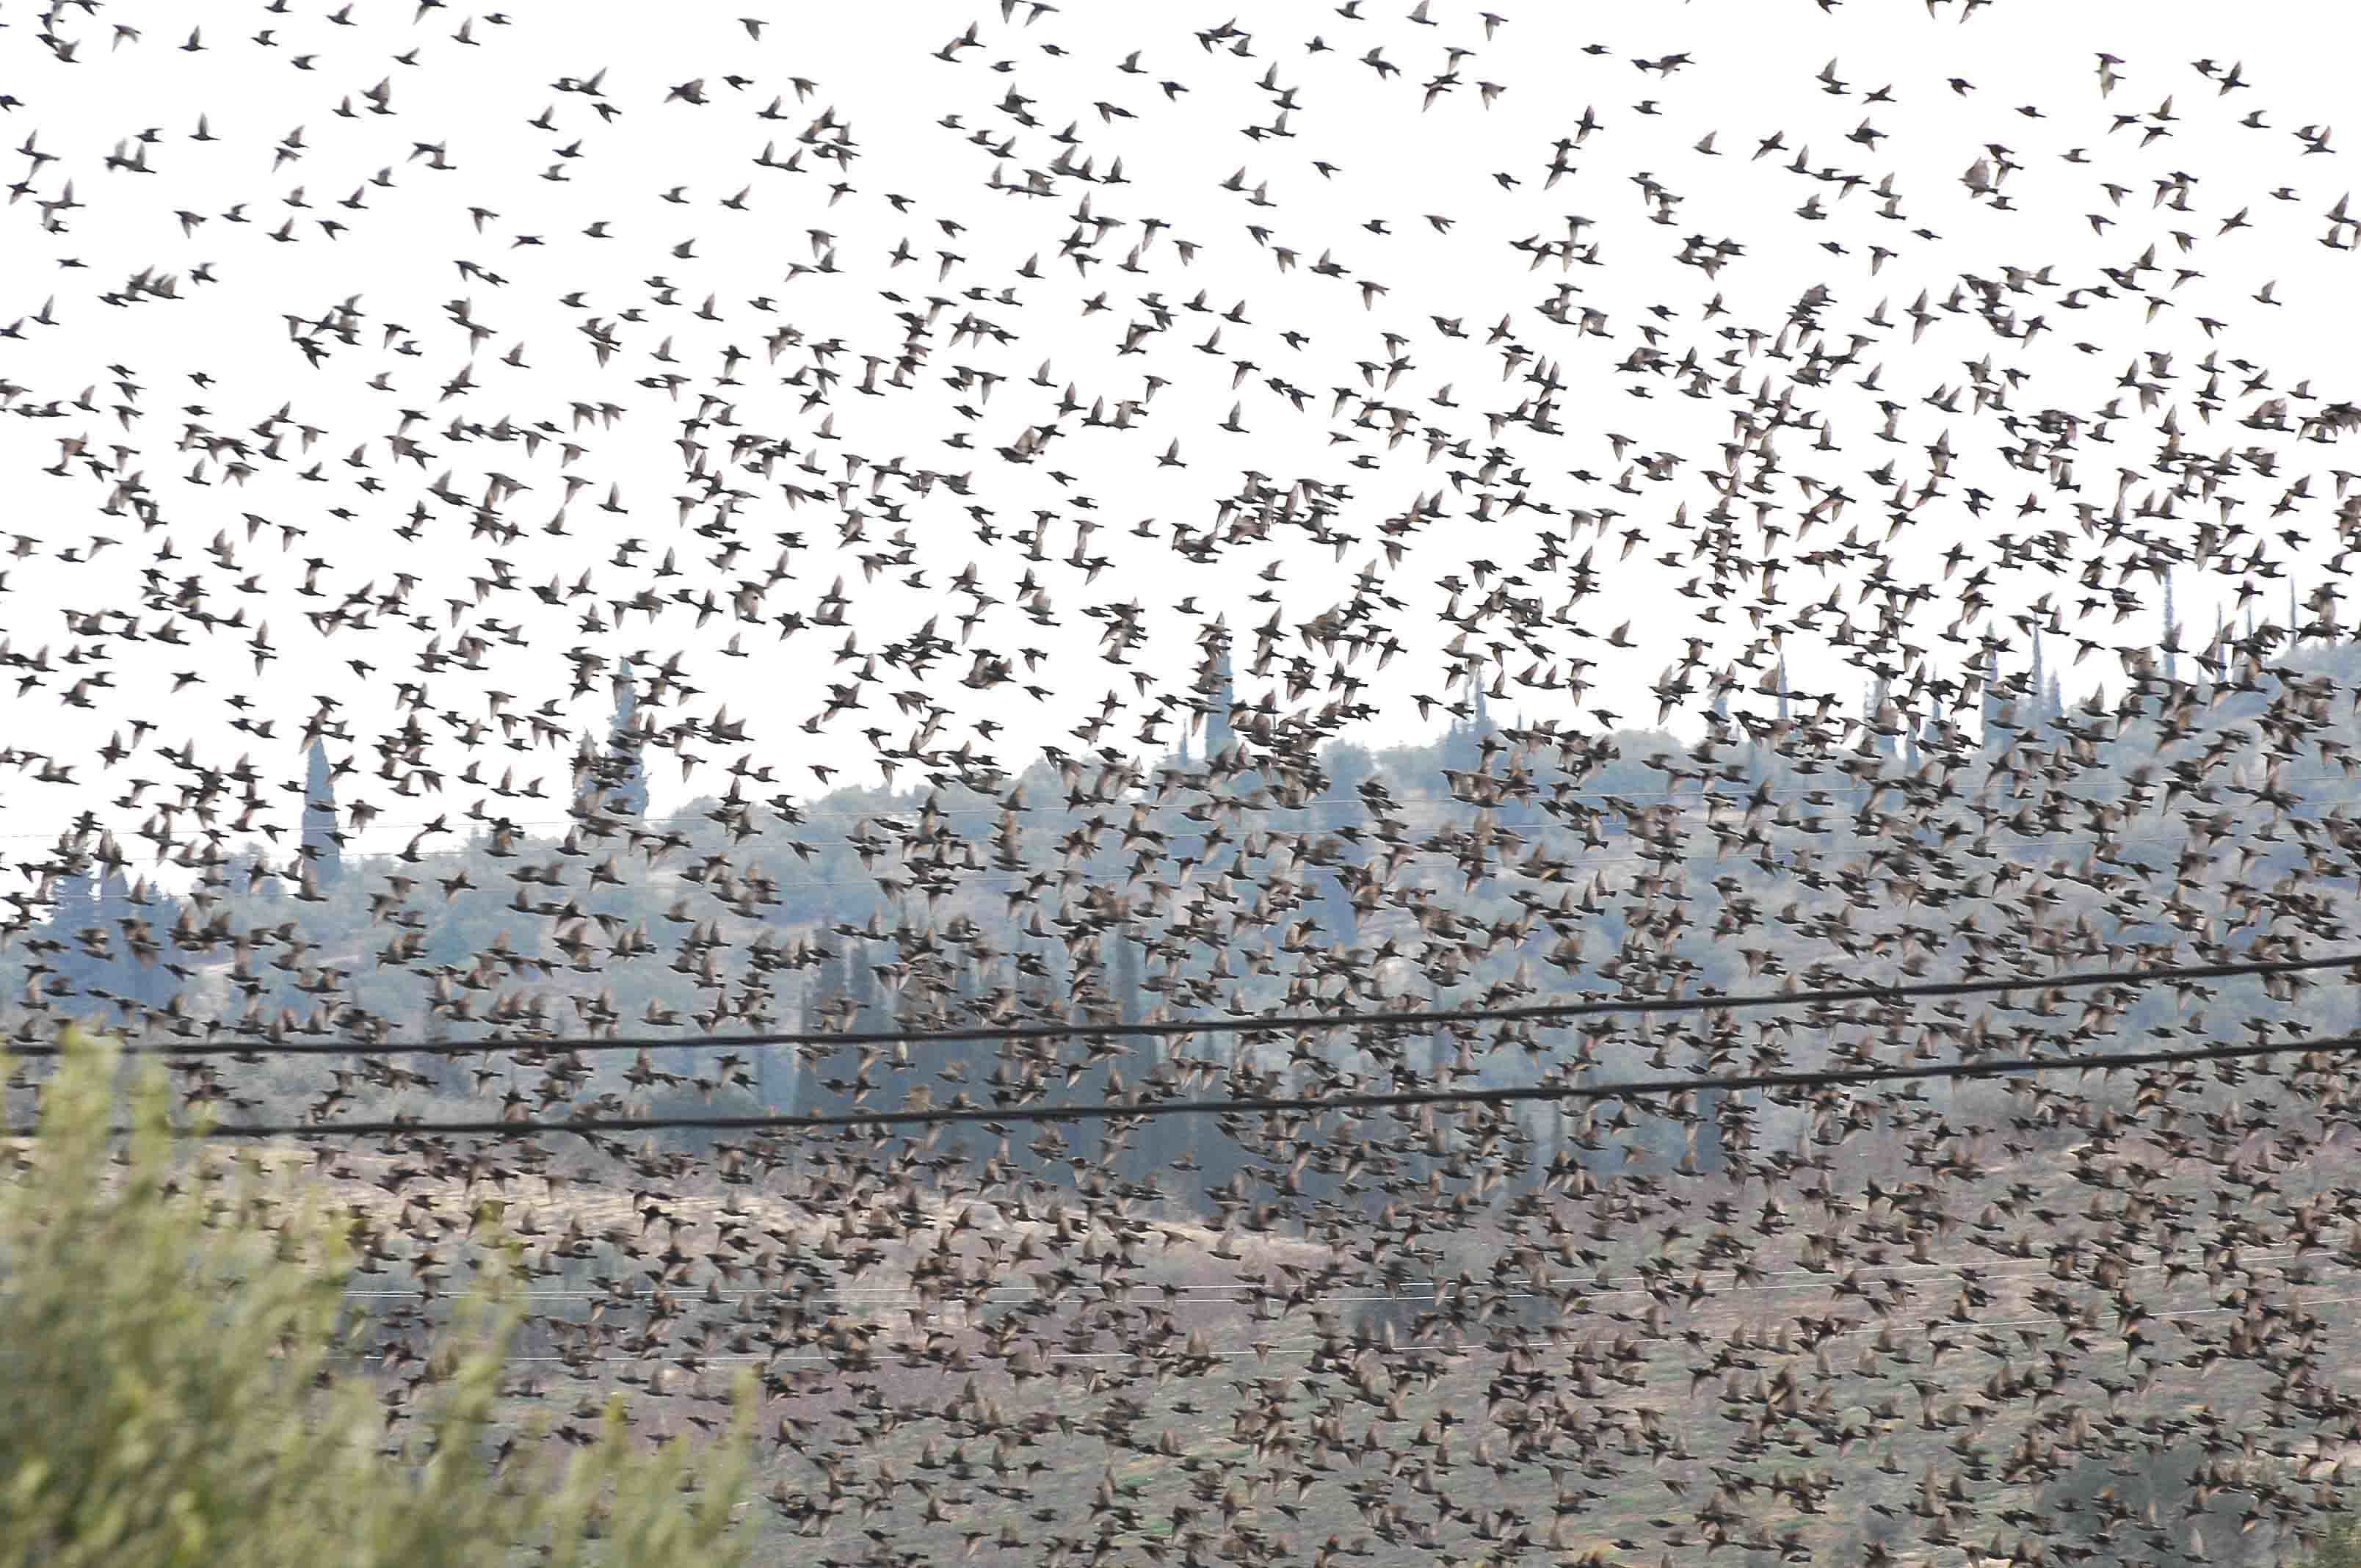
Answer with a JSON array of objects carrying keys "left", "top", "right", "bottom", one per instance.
[
  {"left": 0, "top": 1026, "right": 753, "bottom": 1567},
  {"left": 2317, "top": 1518, "right": 2361, "bottom": 1568}
]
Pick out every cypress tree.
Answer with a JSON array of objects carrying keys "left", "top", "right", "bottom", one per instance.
[
  {"left": 51, "top": 869, "right": 96, "bottom": 943},
  {"left": 797, "top": 951, "right": 851, "bottom": 1118},
  {"left": 847, "top": 947, "right": 880, "bottom": 1033},
  {"left": 1113, "top": 934, "right": 1143, "bottom": 1026},
  {"left": 606, "top": 658, "right": 648, "bottom": 817},
  {"left": 1981, "top": 644, "right": 2007, "bottom": 751},
  {"left": 2162, "top": 571, "right": 2178, "bottom": 684},
  {"left": 46, "top": 869, "right": 99, "bottom": 1009},
  {"left": 301, "top": 741, "right": 343, "bottom": 888},
  {"left": 1204, "top": 640, "right": 1235, "bottom": 763},
  {"left": 95, "top": 868, "right": 128, "bottom": 974},
  {"left": 101, "top": 871, "right": 170, "bottom": 1014}
]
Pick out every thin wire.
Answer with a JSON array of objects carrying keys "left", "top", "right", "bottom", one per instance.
[
  {"left": 366, "top": 1294, "right": 2361, "bottom": 1371},
  {"left": 43, "top": 1020, "right": 2361, "bottom": 1140},
  {"left": 330, "top": 1249, "right": 2318, "bottom": 1307},
  {"left": 12, "top": 945, "right": 2349, "bottom": 1061},
  {"left": 156, "top": 813, "right": 2328, "bottom": 882}
]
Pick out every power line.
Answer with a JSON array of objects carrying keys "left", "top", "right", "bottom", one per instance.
[
  {"left": 376, "top": 1293, "right": 2361, "bottom": 1374},
  {"left": 173, "top": 814, "right": 2335, "bottom": 885},
  {"left": 10, "top": 946, "right": 2348, "bottom": 1062},
  {"left": 329, "top": 1249, "right": 2321, "bottom": 1307},
  {"left": 43, "top": 1020, "right": 2361, "bottom": 1141}
]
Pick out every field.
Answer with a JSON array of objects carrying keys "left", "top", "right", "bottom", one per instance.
[{"left": 151, "top": 1063, "right": 2361, "bottom": 1568}]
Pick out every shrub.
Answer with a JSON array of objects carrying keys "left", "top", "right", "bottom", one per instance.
[
  {"left": 2315, "top": 1518, "right": 2361, "bottom": 1568},
  {"left": 0, "top": 1025, "right": 753, "bottom": 1567}
]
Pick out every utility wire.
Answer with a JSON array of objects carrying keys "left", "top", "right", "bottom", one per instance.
[
  {"left": 38, "top": 1020, "right": 2361, "bottom": 1141},
  {"left": 12, "top": 946, "right": 2352, "bottom": 1061},
  {"left": 331, "top": 1249, "right": 2320, "bottom": 1307},
  {"left": 433, "top": 1293, "right": 2361, "bottom": 1371},
  {"left": 120, "top": 813, "right": 2324, "bottom": 879}
]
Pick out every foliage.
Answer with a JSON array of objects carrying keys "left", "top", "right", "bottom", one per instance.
[
  {"left": 0, "top": 1025, "right": 754, "bottom": 1568},
  {"left": 2315, "top": 1518, "right": 2361, "bottom": 1568},
  {"left": 302, "top": 739, "right": 344, "bottom": 888}
]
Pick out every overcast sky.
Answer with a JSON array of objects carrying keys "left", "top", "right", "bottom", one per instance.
[{"left": 4, "top": 0, "right": 2358, "bottom": 877}]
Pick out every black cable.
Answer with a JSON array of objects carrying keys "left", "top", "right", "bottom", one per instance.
[
  {"left": 12, "top": 947, "right": 2352, "bottom": 1061},
  {"left": 35, "top": 1023, "right": 2361, "bottom": 1141}
]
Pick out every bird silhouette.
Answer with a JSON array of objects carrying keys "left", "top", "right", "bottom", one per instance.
[{"left": 7, "top": 1, "right": 2361, "bottom": 1563}]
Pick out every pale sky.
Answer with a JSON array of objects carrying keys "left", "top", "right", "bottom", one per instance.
[{"left": 2, "top": 0, "right": 2357, "bottom": 880}]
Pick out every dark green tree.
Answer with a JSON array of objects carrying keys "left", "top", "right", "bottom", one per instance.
[
  {"left": 50, "top": 868, "right": 95, "bottom": 944},
  {"left": 606, "top": 657, "right": 649, "bottom": 817},
  {"left": 2313, "top": 1518, "right": 2361, "bottom": 1567},
  {"left": 1112, "top": 932, "right": 1144, "bottom": 1026},
  {"left": 39, "top": 868, "right": 101, "bottom": 1016},
  {"left": 1981, "top": 642, "right": 2008, "bottom": 750},
  {"left": 796, "top": 951, "right": 854, "bottom": 1119},
  {"left": 2163, "top": 569, "right": 2179, "bottom": 683},
  {"left": 301, "top": 740, "right": 343, "bottom": 887},
  {"left": 0, "top": 1026, "right": 755, "bottom": 1567},
  {"left": 847, "top": 948, "right": 881, "bottom": 1032},
  {"left": 94, "top": 871, "right": 170, "bottom": 1013},
  {"left": 2029, "top": 629, "right": 2046, "bottom": 723},
  {"left": 1204, "top": 639, "right": 1235, "bottom": 761}
]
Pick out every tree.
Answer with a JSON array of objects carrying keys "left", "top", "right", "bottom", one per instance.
[
  {"left": 606, "top": 658, "right": 649, "bottom": 818},
  {"left": 51, "top": 868, "right": 97, "bottom": 940},
  {"left": 2030, "top": 630, "right": 2046, "bottom": 727},
  {"left": 2163, "top": 569, "right": 2180, "bottom": 684},
  {"left": 302, "top": 740, "right": 344, "bottom": 888},
  {"left": 797, "top": 950, "right": 857, "bottom": 1119},
  {"left": 1980, "top": 642, "right": 2008, "bottom": 750},
  {"left": 1111, "top": 932, "right": 1144, "bottom": 1026},
  {"left": 1313, "top": 744, "right": 1378, "bottom": 940},
  {"left": 1203, "top": 639, "right": 1235, "bottom": 762},
  {"left": 0, "top": 1025, "right": 755, "bottom": 1568},
  {"left": 2313, "top": 1519, "right": 2361, "bottom": 1567},
  {"left": 31, "top": 866, "right": 178, "bottom": 1021},
  {"left": 39, "top": 869, "right": 101, "bottom": 1009},
  {"left": 2035, "top": 1440, "right": 2251, "bottom": 1567},
  {"left": 847, "top": 949, "right": 881, "bottom": 1032}
]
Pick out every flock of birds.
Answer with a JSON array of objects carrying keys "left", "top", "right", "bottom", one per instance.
[{"left": 16, "top": 0, "right": 2361, "bottom": 1563}]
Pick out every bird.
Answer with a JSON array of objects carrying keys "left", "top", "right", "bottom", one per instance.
[{"left": 0, "top": 4, "right": 2357, "bottom": 1565}]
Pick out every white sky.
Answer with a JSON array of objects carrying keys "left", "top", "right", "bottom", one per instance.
[{"left": 3, "top": 0, "right": 2358, "bottom": 880}]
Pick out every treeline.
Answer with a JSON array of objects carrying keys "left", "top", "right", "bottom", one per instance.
[{"left": 9, "top": 623, "right": 2361, "bottom": 1212}]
